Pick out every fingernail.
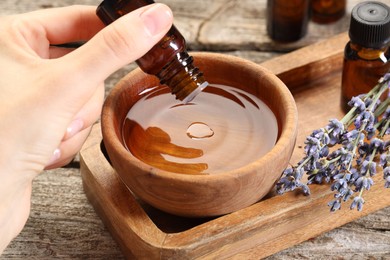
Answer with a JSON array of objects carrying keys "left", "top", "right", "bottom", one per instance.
[
  {"left": 140, "top": 4, "right": 173, "bottom": 37},
  {"left": 48, "top": 148, "right": 61, "bottom": 165},
  {"left": 64, "top": 119, "right": 84, "bottom": 140}
]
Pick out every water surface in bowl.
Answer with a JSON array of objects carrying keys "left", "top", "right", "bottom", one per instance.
[{"left": 122, "top": 84, "right": 278, "bottom": 175}]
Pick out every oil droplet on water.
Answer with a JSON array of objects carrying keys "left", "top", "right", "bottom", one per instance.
[
  {"left": 122, "top": 84, "right": 278, "bottom": 175},
  {"left": 186, "top": 122, "right": 214, "bottom": 140}
]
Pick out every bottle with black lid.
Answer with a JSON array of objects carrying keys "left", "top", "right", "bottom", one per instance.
[{"left": 341, "top": 1, "right": 390, "bottom": 112}]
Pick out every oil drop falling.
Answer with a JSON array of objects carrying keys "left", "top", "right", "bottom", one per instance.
[{"left": 187, "top": 122, "right": 214, "bottom": 140}]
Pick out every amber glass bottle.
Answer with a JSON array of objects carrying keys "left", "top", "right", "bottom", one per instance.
[
  {"left": 266, "top": 0, "right": 310, "bottom": 42},
  {"left": 97, "top": 0, "right": 208, "bottom": 103},
  {"left": 341, "top": 1, "right": 390, "bottom": 112},
  {"left": 311, "top": 0, "right": 346, "bottom": 24}
]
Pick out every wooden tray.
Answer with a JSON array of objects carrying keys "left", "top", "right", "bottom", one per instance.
[{"left": 80, "top": 32, "right": 390, "bottom": 259}]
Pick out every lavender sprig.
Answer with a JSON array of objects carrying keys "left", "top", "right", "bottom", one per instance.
[{"left": 276, "top": 73, "right": 390, "bottom": 212}]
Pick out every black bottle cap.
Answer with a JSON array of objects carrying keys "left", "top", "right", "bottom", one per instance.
[{"left": 349, "top": 1, "right": 390, "bottom": 49}]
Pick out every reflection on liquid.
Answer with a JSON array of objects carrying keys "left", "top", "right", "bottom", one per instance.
[{"left": 123, "top": 119, "right": 208, "bottom": 175}]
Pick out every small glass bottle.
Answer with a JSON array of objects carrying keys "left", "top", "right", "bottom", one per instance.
[
  {"left": 266, "top": 0, "right": 310, "bottom": 42},
  {"left": 96, "top": 0, "right": 208, "bottom": 103},
  {"left": 341, "top": 1, "right": 390, "bottom": 112},
  {"left": 311, "top": 0, "right": 346, "bottom": 24}
]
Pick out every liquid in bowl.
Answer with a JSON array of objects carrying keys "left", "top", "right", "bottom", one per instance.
[{"left": 122, "top": 84, "right": 278, "bottom": 175}]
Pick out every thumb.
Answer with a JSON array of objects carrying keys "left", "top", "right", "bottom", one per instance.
[{"left": 64, "top": 3, "right": 173, "bottom": 83}]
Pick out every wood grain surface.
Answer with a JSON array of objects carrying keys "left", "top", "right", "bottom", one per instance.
[{"left": 1, "top": 0, "right": 390, "bottom": 259}]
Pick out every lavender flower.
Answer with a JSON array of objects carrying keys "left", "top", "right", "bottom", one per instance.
[
  {"left": 384, "top": 167, "right": 390, "bottom": 188},
  {"left": 348, "top": 96, "right": 366, "bottom": 112},
  {"left": 326, "top": 119, "right": 344, "bottom": 145},
  {"left": 366, "top": 124, "right": 377, "bottom": 140},
  {"left": 354, "top": 176, "right": 374, "bottom": 191},
  {"left": 360, "top": 160, "right": 377, "bottom": 177},
  {"left": 304, "top": 136, "right": 321, "bottom": 157},
  {"left": 276, "top": 167, "right": 309, "bottom": 195},
  {"left": 380, "top": 152, "right": 390, "bottom": 167},
  {"left": 370, "top": 138, "right": 384, "bottom": 151},
  {"left": 328, "top": 199, "right": 341, "bottom": 212},
  {"left": 307, "top": 161, "right": 334, "bottom": 184},
  {"left": 275, "top": 73, "right": 390, "bottom": 212},
  {"left": 350, "top": 196, "right": 365, "bottom": 211},
  {"left": 379, "top": 147, "right": 390, "bottom": 188},
  {"left": 331, "top": 177, "right": 347, "bottom": 192}
]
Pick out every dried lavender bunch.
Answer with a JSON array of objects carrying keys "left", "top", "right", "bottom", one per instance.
[{"left": 276, "top": 73, "right": 390, "bottom": 212}]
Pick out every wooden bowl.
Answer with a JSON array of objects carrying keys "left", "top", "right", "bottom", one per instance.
[{"left": 101, "top": 52, "right": 298, "bottom": 217}]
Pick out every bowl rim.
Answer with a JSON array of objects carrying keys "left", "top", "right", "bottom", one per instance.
[{"left": 102, "top": 52, "right": 298, "bottom": 183}]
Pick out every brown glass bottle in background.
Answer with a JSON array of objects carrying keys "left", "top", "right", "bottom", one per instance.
[
  {"left": 97, "top": 0, "right": 208, "bottom": 103},
  {"left": 266, "top": 0, "right": 310, "bottom": 42},
  {"left": 311, "top": 0, "right": 346, "bottom": 24},
  {"left": 341, "top": 1, "right": 390, "bottom": 112}
]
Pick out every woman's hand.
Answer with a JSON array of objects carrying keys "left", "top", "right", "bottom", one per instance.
[{"left": 0, "top": 4, "right": 173, "bottom": 253}]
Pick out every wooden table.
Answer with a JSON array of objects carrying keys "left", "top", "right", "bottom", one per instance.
[{"left": 1, "top": 0, "right": 390, "bottom": 259}]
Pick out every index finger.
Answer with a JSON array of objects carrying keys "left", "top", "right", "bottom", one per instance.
[{"left": 22, "top": 5, "right": 104, "bottom": 45}]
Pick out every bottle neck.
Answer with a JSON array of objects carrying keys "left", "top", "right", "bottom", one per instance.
[
  {"left": 350, "top": 42, "right": 389, "bottom": 61},
  {"left": 157, "top": 52, "right": 208, "bottom": 103}
]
